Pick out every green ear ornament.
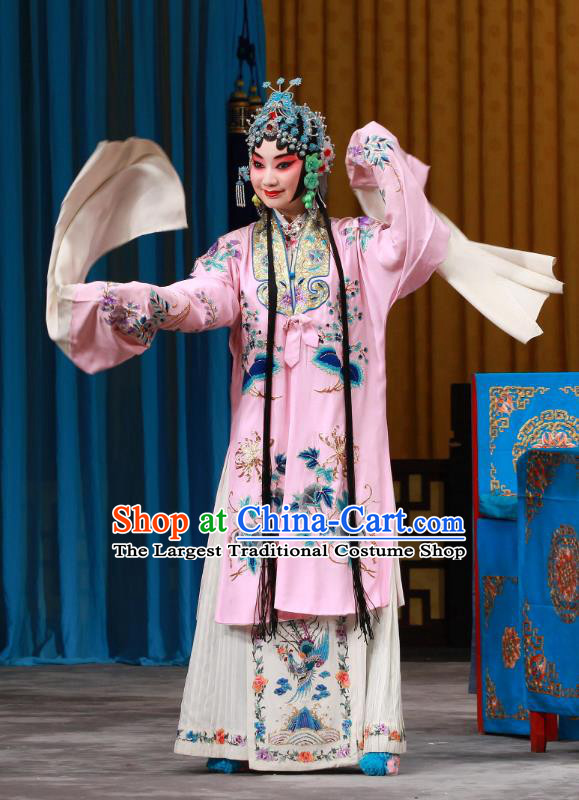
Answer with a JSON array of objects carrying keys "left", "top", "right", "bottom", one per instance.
[{"left": 303, "top": 153, "right": 324, "bottom": 209}]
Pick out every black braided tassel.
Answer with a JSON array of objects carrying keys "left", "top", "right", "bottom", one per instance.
[
  {"left": 252, "top": 201, "right": 378, "bottom": 644},
  {"left": 252, "top": 208, "right": 279, "bottom": 642}
]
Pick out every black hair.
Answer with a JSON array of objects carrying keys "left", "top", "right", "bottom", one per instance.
[{"left": 252, "top": 192, "right": 378, "bottom": 644}]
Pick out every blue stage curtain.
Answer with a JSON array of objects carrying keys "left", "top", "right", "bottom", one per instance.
[{"left": 0, "top": 0, "right": 265, "bottom": 664}]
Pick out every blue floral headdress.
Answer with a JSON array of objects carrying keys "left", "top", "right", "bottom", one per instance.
[{"left": 236, "top": 77, "right": 335, "bottom": 211}]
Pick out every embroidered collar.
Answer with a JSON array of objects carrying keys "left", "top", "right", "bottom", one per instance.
[{"left": 273, "top": 209, "right": 308, "bottom": 242}]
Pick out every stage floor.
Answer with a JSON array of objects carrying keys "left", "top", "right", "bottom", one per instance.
[{"left": 0, "top": 662, "right": 576, "bottom": 799}]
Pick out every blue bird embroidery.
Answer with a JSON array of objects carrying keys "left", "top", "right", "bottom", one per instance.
[
  {"left": 313, "top": 345, "right": 364, "bottom": 393},
  {"left": 242, "top": 353, "right": 281, "bottom": 395},
  {"left": 281, "top": 628, "right": 331, "bottom": 702}
]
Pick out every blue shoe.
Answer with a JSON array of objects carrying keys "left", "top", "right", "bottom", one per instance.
[
  {"left": 359, "top": 752, "right": 400, "bottom": 775},
  {"left": 206, "top": 757, "right": 246, "bottom": 774}
]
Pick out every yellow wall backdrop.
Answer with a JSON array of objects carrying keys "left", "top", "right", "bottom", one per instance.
[{"left": 262, "top": 0, "right": 578, "bottom": 458}]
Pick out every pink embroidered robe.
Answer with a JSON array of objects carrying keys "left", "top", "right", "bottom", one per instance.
[{"left": 47, "top": 122, "right": 451, "bottom": 625}]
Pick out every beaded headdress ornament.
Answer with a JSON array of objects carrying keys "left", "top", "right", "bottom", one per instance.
[{"left": 236, "top": 77, "right": 335, "bottom": 212}]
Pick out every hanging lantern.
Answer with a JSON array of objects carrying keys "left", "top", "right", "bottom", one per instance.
[
  {"left": 229, "top": 78, "right": 250, "bottom": 135},
  {"left": 248, "top": 80, "right": 263, "bottom": 113}
]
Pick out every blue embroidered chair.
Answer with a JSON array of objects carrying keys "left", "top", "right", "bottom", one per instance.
[
  {"left": 472, "top": 372, "right": 579, "bottom": 744},
  {"left": 517, "top": 448, "right": 579, "bottom": 751}
]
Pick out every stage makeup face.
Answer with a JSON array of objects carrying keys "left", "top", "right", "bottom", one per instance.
[{"left": 250, "top": 139, "right": 305, "bottom": 218}]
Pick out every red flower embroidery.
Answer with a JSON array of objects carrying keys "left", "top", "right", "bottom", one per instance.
[
  {"left": 252, "top": 675, "right": 268, "bottom": 693},
  {"left": 215, "top": 728, "right": 226, "bottom": 744},
  {"left": 336, "top": 670, "right": 350, "bottom": 688}
]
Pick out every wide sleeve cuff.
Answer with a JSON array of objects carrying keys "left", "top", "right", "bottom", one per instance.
[
  {"left": 433, "top": 207, "right": 563, "bottom": 344},
  {"left": 46, "top": 136, "right": 188, "bottom": 367}
]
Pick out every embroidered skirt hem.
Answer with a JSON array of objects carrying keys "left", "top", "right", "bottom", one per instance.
[{"left": 174, "top": 738, "right": 249, "bottom": 760}]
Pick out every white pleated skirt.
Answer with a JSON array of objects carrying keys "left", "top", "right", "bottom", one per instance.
[{"left": 173, "top": 449, "right": 406, "bottom": 771}]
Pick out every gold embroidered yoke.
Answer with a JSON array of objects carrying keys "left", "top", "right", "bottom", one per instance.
[{"left": 252, "top": 212, "right": 331, "bottom": 316}]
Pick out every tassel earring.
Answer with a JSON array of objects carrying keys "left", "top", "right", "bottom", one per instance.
[{"left": 235, "top": 168, "right": 246, "bottom": 208}]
